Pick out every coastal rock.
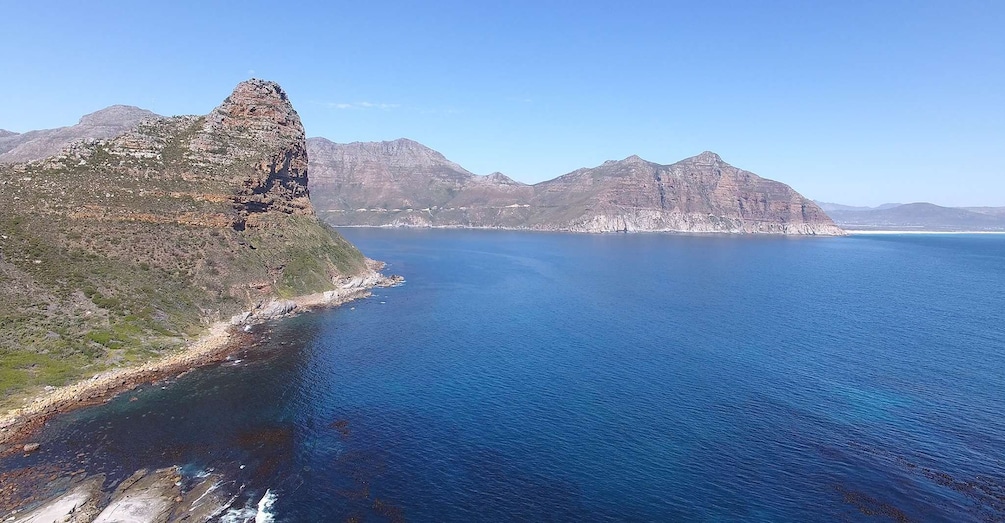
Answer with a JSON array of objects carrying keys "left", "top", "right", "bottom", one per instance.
[
  {"left": 171, "top": 473, "right": 230, "bottom": 521},
  {"left": 22, "top": 442, "right": 40, "bottom": 453},
  {"left": 8, "top": 469, "right": 235, "bottom": 523},
  {"left": 8, "top": 475, "right": 103, "bottom": 523},
  {"left": 92, "top": 468, "right": 180, "bottom": 523},
  {"left": 229, "top": 311, "right": 253, "bottom": 325},
  {"left": 307, "top": 139, "right": 843, "bottom": 235},
  {"left": 255, "top": 299, "right": 297, "bottom": 319}
]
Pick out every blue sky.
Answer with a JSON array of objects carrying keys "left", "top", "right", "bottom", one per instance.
[{"left": 2, "top": 1, "right": 1003, "bottom": 206}]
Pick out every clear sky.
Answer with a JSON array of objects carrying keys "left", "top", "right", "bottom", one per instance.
[{"left": 2, "top": 1, "right": 1003, "bottom": 206}]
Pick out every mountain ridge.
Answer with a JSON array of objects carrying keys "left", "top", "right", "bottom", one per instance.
[
  {"left": 0, "top": 105, "right": 159, "bottom": 164},
  {"left": 308, "top": 139, "right": 843, "bottom": 235},
  {"left": 824, "top": 202, "right": 1005, "bottom": 231}
]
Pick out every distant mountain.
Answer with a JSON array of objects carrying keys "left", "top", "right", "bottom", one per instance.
[
  {"left": 307, "top": 138, "right": 533, "bottom": 221},
  {"left": 308, "top": 140, "right": 843, "bottom": 235},
  {"left": 814, "top": 201, "right": 902, "bottom": 212},
  {"left": 0, "top": 105, "right": 158, "bottom": 164},
  {"left": 826, "top": 203, "right": 1005, "bottom": 231},
  {"left": 962, "top": 206, "right": 1005, "bottom": 217}
]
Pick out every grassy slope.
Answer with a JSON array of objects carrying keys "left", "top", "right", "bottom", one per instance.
[{"left": 0, "top": 116, "right": 365, "bottom": 400}]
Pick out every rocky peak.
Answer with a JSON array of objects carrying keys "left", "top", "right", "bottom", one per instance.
[
  {"left": 481, "top": 172, "right": 525, "bottom": 186},
  {"left": 0, "top": 129, "right": 19, "bottom": 138},
  {"left": 602, "top": 154, "right": 649, "bottom": 166},
  {"left": 208, "top": 79, "right": 303, "bottom": 142},
  {"left": 311, "top": 137, "right": 471, "bottom": 175},
  {"left": 77, "top": 105, "right": 157, "bottom": 127},
  {"left": 200, "top": 79, "right": 313, "bottom": 228},
  {"left": 690, "top": 151, "right": 723, "bottom": 165},
  {"left": 361, "top": 138, "right": 451, "bottom": 164}
]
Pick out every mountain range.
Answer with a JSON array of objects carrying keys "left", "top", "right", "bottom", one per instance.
[
  {"left": 307, "top": 138, "right": 843, "bottom": 235},
  {"left": 3, "top": 110, "right": 844, "bottom": 235},
  {"left": 0, "top": 105, "right": 157, "bottom": 164},
  {"left": 10, "top": 103, "right": 1002, "bottom": 233},
  {"left": 818, "top": 202, "right": 1005, "bottom": 231}
]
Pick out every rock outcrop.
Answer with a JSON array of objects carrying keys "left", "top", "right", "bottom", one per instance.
[
  {"left": 9, "top": 468, "right": 232, "bottom": 523},
  {"left": 308, "top": 140, "right": 843, "bottom": 235},
  {"left": 0, "top": 79, "right": 369, "bottom": 397},
  {"left": 203, "top": 80, "right": 314, "bottom": 228},
  {"left": 0, "top": 105, "right": 158, "bottom": 164}
]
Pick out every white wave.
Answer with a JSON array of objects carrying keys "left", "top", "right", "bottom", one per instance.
[
  {"left": 219, "top": 506, "right": 257, "bottom": 523},
  {"left": 256, "top": 489, "right": 277, "bottom": 523},
  {"left": 218, "top": 488, "right": 276, "bottom": 523}
]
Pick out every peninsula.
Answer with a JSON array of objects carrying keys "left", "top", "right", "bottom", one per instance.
[{"left": 0, "top": 80, "right": 397, "bottom": 436}]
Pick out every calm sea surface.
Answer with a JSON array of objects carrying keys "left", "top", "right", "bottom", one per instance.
[{"left": 5, "top": 230, "right": 1005, "bottom": 521}]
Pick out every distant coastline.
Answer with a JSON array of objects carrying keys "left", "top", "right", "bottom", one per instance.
[
  {"left": 845, "top": 230, "right": 1005, "bottom": 235},
  {"left": 328, "top": 221, "right": 849, "bottom": 236}
]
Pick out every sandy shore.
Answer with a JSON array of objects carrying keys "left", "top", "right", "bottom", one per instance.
[{"left": 0, "top": 271, "right": 401, "bottom": 454}]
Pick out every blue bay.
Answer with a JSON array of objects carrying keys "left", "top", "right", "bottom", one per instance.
[{"left": 10, "top": 230, "right": 1005, "bottom": 521}]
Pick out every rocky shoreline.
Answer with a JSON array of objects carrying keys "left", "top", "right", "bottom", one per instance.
[
  {"left": 1, "top": 269, "right": 402, "bottom": 521},
  {"left": 0, "top": 270, "right": 402, "bottom": 457},
  {"left": 328, "top": 221, "right": 848, "bottom": 235}
]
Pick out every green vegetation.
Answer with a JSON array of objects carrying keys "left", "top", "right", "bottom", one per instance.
[{"left": 0, "top": 110, "right": 367, "bottom": 404}]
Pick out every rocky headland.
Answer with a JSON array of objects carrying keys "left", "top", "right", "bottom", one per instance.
[
  {"left": 0, "top": 79, "right": 395, "bottom": 420},
  {"left": 0, "top": 79, "right": 404, "bottom": 521}
]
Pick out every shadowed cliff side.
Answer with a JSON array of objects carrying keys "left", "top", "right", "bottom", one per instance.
[{"left": 0, "top": 79, "right": 368, "bottom": 397}]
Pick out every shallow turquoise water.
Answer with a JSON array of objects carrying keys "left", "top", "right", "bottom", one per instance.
[{"left": 6, "top": 230, "right": 1005, "bottom": 521}]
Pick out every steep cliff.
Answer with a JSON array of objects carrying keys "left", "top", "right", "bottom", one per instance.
[
  {"left": 526, "top": 152, "right": 843, "bottom": 234},
  {"left": 308, "top": 137, "right": 534, "bottom": 228},
  {"left": 308, "top": 140, "right": 843, "bottom": 235},
  {"left": 0, "top": 80, "right": 367, "bottom": 395}
]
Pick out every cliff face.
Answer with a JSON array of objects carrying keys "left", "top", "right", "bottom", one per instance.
[
  {"left": 202, "top": 80, "right": 314, "bottom": 227},
  {"left": 0, "top": 105, "right": 158, "bottom": 164},
  {"left": 527, "top": 152, "right": 843, "bottom": 234},
  {"left": 308, "top": 137, "right": 534, "bottom": 228},
  {"left": 308, "top": 141, "right": 843, "bottom": 235},
  {"left": 0, "top": 79, "right": 367, "bottom": 395}
]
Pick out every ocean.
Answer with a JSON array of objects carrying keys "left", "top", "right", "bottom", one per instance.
[{"left": 4, "top": 229, "right": 1005, "bottom": 521}]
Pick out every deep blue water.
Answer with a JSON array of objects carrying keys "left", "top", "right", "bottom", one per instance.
[{"left": 6, "top": 230, "right": 1005, "bottom": 521}]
